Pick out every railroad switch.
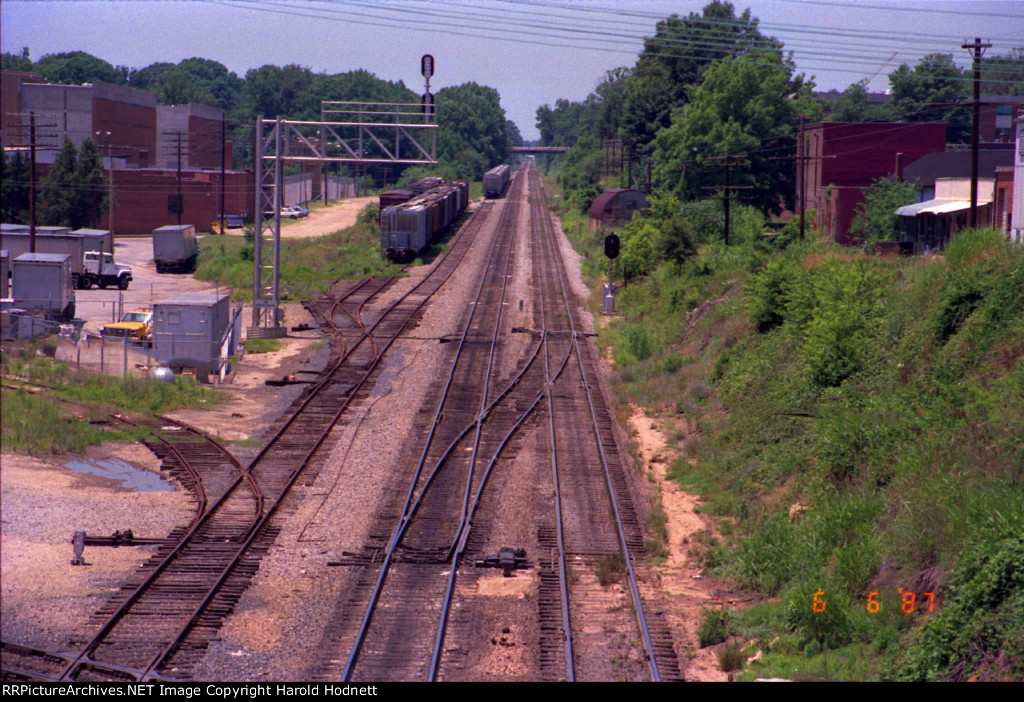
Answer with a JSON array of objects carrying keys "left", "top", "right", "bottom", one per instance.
[
  {"left": 475, "top": 546, "right": 528, "bottom": 577},
  {"left": 71, "top": 529, "right": 170, "bottom": 565}
]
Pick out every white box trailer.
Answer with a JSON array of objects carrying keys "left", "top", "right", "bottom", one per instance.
[
  {"left": 12, "top": 252, "right": 75, "bottom": 321},
  {"left": 153, "top": 225, "right": 198, "bottom": 273}
]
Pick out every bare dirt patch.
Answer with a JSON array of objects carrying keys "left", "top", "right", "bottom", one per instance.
[
  {"left": 278, "top": 197, "right": 377, "bottom": 239},
  {"left": 628, "top": 406, "right": 730, "bottom": 682}
]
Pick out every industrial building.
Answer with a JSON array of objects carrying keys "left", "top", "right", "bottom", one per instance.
[
  {"left": 799, "top": 121, "right": 947, "bottom": 245},
  {"left": 1, "top": 72, "right": 247, "bottom": 234}
]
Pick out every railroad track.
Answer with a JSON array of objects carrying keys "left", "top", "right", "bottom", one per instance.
[
  {"left": 320, "top": 165, "right": 683, "bottom": 682},
  {"left": 526, "top": 167, "right": 682, "bottom": 682},
  {"left": 15, "top": 201, "right": 495, "bottom": 683}
]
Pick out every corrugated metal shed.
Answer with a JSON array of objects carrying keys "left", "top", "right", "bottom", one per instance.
[
  {"left": 153, "top": 293, "right": 232, "bottom": 374},
  {"left": 588, "top": 189, "right": 648, "bottom": 231}
]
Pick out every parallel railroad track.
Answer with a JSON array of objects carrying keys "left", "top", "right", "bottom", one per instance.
[
  {"left": 322, "top": 165, "right": 683, "bottom": 682},
  {"left": 5, "top": 201, "right": 496, "bottom": 683}
]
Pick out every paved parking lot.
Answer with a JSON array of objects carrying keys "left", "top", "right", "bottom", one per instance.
[{"left": 74, "top": 236, "right": 225, "bottom": 337}]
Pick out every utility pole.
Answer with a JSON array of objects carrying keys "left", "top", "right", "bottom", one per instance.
[
  {"left": 962, "top": 37, "right": 991, "bottom": 229},
  {"left": 29, "top": 112, "right": 36, "bottom": 252},
  {"left": 176, "top": 131, "right": 184, "bottom": 226},
  {"left": 95, "top": 130, "right": 114, "bottom": 232},
  {"left": 704, "top": 153, "right": 752, "bottom": 245},
  {"left": 220, "top": 114, "right": 226, "bottom": 235},
  {"left": 771, "top": 118, "right": 834, "bottom": 241}
]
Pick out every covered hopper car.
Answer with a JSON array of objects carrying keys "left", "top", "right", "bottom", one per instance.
[
  {"left": 482, "top": 164, "right": 510, "bottom": 198},
  {"left": 381, "top": 180, "right": 469, "bottom": 260}
]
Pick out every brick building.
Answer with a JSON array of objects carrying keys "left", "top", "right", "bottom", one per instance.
[
  {"left": 3, "top": 72, "right": 245, "bottom": 234},
  {"left": 19, "top": 80, "right": 158, "bottom": 166},
  {"left": 978, "top": 96, "right": 1024, "bottom": 145},
  {"left": 156, "top": 103, "right": 231, "bottom": 170},
  {"left": 800, "top": 121, "right": 947, "bottom": 245},
  {"left": 109, "top": 167, "right": 250, "bottom": 234}
]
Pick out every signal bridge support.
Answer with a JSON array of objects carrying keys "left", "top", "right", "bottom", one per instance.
[{"left": 252, "top": 105, "right": 437, "bottom": 335}]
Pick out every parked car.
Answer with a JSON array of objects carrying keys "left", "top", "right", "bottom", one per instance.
[
  {"left": 292, "top": 205, "right": 310, "bottom": 217},
  {"left": 281, "top": 206, "right": 303, "bottom": 219},
  {"left": 210, "top": 215, "right": 245, "bottom": 234}
]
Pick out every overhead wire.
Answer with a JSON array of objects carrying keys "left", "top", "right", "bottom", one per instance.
[{"left": 209, "top": 0, "right": 1021, "bottom": 89}]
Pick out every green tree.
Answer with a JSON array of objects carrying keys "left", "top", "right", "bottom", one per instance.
[
  {"left": 889, "top": 54, "right": 970, "bottom": 143},
  {"left": 851, "top": 177, "right": 918, "bottom": 252},
  {"left": 35, "top": 51, "right": 124, "bottom": 85},
  {"left": 131, "top": 58, "right": 244, "bottom": 110},
  {"left": 40, "top": 138, "right": 107, "bottom": 229},
  {"left": 824, "top": 80, "right": 894, "bottom": 123},
  {"left": 1, "top": 151, "right": 32, "bottom": 224},
  {"left": 619, "top": 1, "right": 777, "bottom": 158},
  {"left": 242, "top": 64, "right": 316, "bottom": 119},
  {"left": 435, "top": 83, "right": 509, "bottom": 179},
  {"left": 653, "top": 51, "right": 819, "bottom": 215},
  {"left": 506, "top": 120, "right": 524, "bottom": 148},
  {"left": 981, "top": 48, "right": 1024, "bottom": 96},
  {"left": 2, "top": 47, "right": 34, "bottom": 72}
]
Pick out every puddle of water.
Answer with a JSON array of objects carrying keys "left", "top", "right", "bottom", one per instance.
[{"left": 64, "top": 457, "right": 174, "bottom": 492}]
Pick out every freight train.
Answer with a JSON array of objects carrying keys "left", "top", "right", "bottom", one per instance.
[
  {"left": 379, "top": 179, "right": 470, "bottom": 260},
  {"left": 482, "top": 164, "right": 510, "bottom": 198}
]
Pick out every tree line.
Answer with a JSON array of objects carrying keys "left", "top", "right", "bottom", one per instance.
[
  {"left": 1, "top": 49, "right": 516, "bottom": 181},
  {"left": 537, "top": 0, "right": 1023, "bottom": 214}
]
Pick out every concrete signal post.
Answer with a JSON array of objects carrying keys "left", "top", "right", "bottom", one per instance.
[{"left": 603, "top": 233, "right": 619, "bottom": 314}]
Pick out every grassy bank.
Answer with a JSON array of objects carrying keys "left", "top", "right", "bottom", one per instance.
[
  {"left": 1, "top": 347, "right": 221, "bottom": 455},
  {"left": 194, "top": 206, "right": 403, "bottom": 301},
  {"left": 555, "top": 182, "right": 1023, "bottom": 681}
]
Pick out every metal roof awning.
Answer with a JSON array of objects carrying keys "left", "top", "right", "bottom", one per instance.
[{"left": 895, "top": 198, "right": 992, "bottom": 217}]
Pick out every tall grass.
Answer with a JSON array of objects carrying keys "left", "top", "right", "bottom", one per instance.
[{"left": 2, "top": 350, "right": 222, "bottom": 455}]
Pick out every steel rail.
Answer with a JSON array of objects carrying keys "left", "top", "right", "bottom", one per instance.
[
  {"left": 531, "top": 169, "right": 579, "bottom": 682},
  {"left": 342, "top": 171, "right": 524, "bottom": 681},
  {"left": 531, "top": 168, "right": 661, "bottom": 681},
  {"left": 59, "top": 417, "right": 262, "bottom": 682},
  {"left": 429, "top": 171, "right": 585, "bottom": 679},
  {"left": 62, "top": 205, "right": 486, "bottom": 682}
]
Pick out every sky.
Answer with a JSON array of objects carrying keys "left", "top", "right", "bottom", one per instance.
[{"left": 2, "top": 0, "right": 1022, "bottom": 140}]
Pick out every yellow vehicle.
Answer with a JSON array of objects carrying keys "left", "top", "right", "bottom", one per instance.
[{"left": 102, "top": 309, "right": 154, "bottom": 346}]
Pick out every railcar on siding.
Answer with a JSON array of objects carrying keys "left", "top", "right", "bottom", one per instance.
[
  {"left": 380, "top": 180, "right": 469, "bottom": 260},
  {"left": 482, "top": 164, "right": 510, "bottom": 198}
]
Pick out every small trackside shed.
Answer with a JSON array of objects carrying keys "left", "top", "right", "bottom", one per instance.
[
  {"left": 12, "top": 252, "right": 75, "bottom": 321},
  {"left": 588, "top": 189, "right": 649, "bottom": 231},
  {"left": 153, "top": 293, "right": 239, "bottom": 380}
]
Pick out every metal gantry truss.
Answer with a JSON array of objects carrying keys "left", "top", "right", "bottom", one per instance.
[{"left": 251, "top": 104, "right": 437, "bottom": 333}]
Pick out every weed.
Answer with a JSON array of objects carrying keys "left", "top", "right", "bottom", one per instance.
[
  {"left": 595, "top": 553, "right": 625, "bottom": 586},
  {"left": 716, "top": 640, "right": 746, "bottom": 672},
  {"left": 244, "top": 337, "right": 283, "bottom": 354},
  {"left": 698, "top": 607, "right": 730, "bottom": 647}
]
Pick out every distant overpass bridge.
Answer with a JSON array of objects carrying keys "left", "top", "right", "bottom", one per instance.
[{"left": 512, "top": 146, "right": 570, "bottom": 154}]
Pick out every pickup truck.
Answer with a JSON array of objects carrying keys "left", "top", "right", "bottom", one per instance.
[{"left": 102, "top": 309, "right": 154, "bottom": 346}]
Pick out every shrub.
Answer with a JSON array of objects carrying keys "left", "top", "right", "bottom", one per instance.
[
  {"left": 894, "top": 534, "right": 1024, "bottom": 681},
  {"left": 698, "top": 607, "right": 730, "bottom": 647},
  {"left": 716, "top": 641, "right": 746, "bottom": 672},
  {"left": 746, "top": 256, "right": 798, "bottom": 332},
  {"left": 784, "top": 580, "right": 853, "bottom": 649},
  {"left": 595, "top": 553, "right": 625, "bottom": 586},
  {"left": 943, "top": 227, "right": 1008, "bottom": 268}
]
